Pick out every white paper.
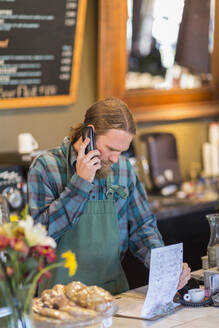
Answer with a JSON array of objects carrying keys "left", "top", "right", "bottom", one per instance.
[{"left": 141, "top": 243, "right": 183, "bottom": 319}]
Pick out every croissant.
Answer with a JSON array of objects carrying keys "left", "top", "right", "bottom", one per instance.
[
  {"left": 64, "top": 281, "right": 87, "bottom": 302},
  {"left": 75, "top": 285, "right": 114, "bottom": 311},
  {"left": 35, "top": 307, "right": 74, "bottom": 321},
  {"left": 60, "top": 305, "right": 97, "bottom": 319}
]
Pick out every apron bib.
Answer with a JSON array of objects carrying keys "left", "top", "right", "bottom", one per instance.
[{"left": 39, "top": 150, "right": 129, "bottom": 295}]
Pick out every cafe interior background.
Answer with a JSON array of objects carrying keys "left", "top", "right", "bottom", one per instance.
[{"left": 1, "top": 0, "right": 219, "bottom": 289}]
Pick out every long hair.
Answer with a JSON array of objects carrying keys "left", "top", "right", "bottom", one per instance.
[{"left": 69, "top": 97, "right": 136, "bottom": 143}]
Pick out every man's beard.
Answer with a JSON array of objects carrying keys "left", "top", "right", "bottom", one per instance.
[{"left": 95, "top": 160, "right": 112, "bottom": 179}]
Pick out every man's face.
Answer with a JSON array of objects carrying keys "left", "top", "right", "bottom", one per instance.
[{"left": 95, "top": 129, "right": 133, "bottom": 178}]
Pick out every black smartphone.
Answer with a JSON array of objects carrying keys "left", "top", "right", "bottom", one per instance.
[{"left": 82, "top": 126, "right": 96, "bottom": 154}]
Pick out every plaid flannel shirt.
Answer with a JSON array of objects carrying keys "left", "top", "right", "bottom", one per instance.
[{"left": 27, "top": 137, "right": 164, "bottom": 267}]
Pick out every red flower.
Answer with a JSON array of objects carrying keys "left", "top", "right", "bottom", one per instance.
[
  {"left": 37, "top": 270, "right": 52, "bottom": 284},
  {"left": 9, "top": 237, "right": 29, "bottom": 255},
  {"left": 0, "top": 234, "right": 9, "bottom": 250},
  {"left": 43, "top": 270, "right": 52, "bottom": 279},
  {"left": 45, "top": 248, "right": 57, "bottom": 263},
  {"left": 9, "top": 237, "right": 18, "bottom": 248},
  {"left": 33, "top": 245, "right": 48, "bottom": 256},
  {"left": 37, "top": 276, "right": 44, "bottom": 284},
  {"left": 33, "top": 246, "right": 57, "bottom": 263},
  {"left": 6, "top": 266, "right": 14, "bottom": 276}
]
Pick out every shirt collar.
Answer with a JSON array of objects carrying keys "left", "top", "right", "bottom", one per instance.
[{"left": 61, "top": 136, "right": 77, "bottom": 167}]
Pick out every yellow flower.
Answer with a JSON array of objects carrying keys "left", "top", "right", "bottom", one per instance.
[{"left": 61, "top": 251, "right": 77, "bottom": 276}]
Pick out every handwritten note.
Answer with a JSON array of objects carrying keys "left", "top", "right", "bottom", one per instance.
[{"left": 141, "top": 243, "right": 183, "bottom": 319}]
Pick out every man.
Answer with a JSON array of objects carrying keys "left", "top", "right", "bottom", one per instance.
[{"left": 28, "top": 97, "right": 190, "bottom": 295}]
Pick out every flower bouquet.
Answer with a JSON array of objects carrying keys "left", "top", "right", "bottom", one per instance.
[{"left": 0, "top": 209, "right": 77, "bottom": 328}]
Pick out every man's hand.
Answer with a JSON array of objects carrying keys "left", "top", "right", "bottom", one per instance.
[
  {"left": 76, "top": 137, "right": 101, "bottom": 183},
  {"left": 177, "top": 262, "right": 191, "bottom": 290}
]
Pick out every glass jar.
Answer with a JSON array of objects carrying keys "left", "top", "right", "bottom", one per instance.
[
  {"left": 0, "top": 280, "right": 35, "bottom": 328},
  {"left": 206, "top": 213, "right": 219, "bottom": 267},
  {"left": 0, "top": 280, "right": 18, "bottom": 328},
  {"left": 15, "top": 285, "right": 35, "bottom": 328}
]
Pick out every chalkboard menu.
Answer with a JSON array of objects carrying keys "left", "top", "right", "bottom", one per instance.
[{"left": 0, "top": 0, "right": 87, "bottom": 109}]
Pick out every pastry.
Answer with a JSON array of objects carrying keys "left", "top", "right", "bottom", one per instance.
[
  {"left": 41, "top": 289, "right": 53, "bottom": 302},
  {"left": 51, "top": 284, "right": 65, "bottom": 296},
  {"left": 49, "top": 295, "right": 75, "bottom": 309},
  {"left": 75, "top": 285, "right": 114, "bottom": 311},
  {"left": 64, "top": 281, "right": 87, "bottom": 302},
  {"left": 32, "top": 297, "right": 44, "bottom": 313},
  {"left": 36, "top": 307, "right": 74, "bottom": 321},
  {"left": 60, "top": 305, "right": 97, "bottom": 320},
  {"left": 33, "top": 313, "right": 63, "bottom": 324},
  {"left": 33, "top": 281, "right": 114, "bottom": 324}
]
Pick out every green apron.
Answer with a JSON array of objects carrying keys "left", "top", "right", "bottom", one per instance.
[{"left": 39, "top": 143, "right": 129, "bottom": 295}]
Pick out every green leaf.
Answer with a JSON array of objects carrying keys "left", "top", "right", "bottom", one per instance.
[{"left": 20, "top": 257, "right": 38, "bottom": 284}]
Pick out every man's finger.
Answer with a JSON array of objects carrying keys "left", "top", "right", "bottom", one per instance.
[
  {"left": 78, "top": 137, "right": 90, "bottom": 158},
  {"left": 90, "top": 156, "right": 101, "bottom": 166},
  {"left": 177, "top": 263, "right": 191, "bottom": 290},
  {"left": 86, "top": 149, "right": 100, "bottom": 160}
]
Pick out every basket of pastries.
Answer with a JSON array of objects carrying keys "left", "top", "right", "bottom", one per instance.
[{"left": 32, "top": 281, "right": 118, "bottom": 327}]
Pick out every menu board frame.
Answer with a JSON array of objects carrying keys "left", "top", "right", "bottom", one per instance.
[{"left": 0, "top": 0, "right": 87, "bottom": 109}]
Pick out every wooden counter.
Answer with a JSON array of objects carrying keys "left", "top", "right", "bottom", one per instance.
[{"left": 110, "top": 286, "right": 219, "bottom": 328}]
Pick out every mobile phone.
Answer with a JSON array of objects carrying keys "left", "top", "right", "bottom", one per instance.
[{"left": 82, "top": 126, "right": 96, "bottom": 154}]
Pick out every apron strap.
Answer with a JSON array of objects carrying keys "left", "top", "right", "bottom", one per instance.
[
  {"left": 66, "top": 142, "right": 72, "bottom": 184},
  {"left": 106, "top": 176, "right": 128, "bottom": 200},
  {"left": 64, "top": 142, "right": 74, "bottom": 226}
]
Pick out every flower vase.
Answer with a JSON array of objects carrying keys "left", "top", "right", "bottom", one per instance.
[
  {"left": 0, "top": 280, "right": 18, "bottom": 328},
  {"left": 15, "top": 285, "right": 35, "bottom": 328}
]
